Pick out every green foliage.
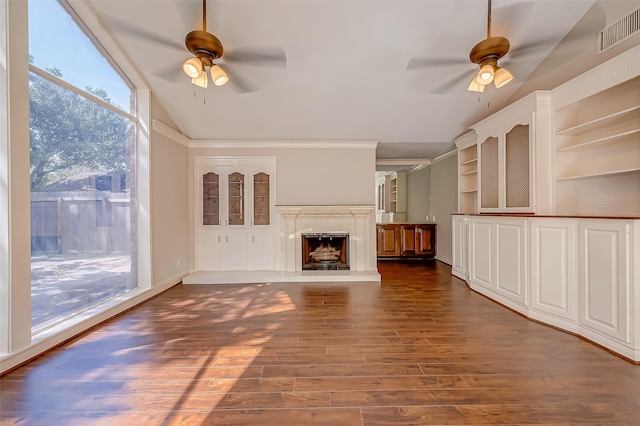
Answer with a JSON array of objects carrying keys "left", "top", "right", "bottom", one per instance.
[{"left": 29, "top": 69, "right": 132, "bottom": 191}]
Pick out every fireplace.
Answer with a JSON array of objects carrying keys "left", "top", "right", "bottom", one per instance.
[{"left": 302, "top": 233, "right": 349, "bottom": 270}]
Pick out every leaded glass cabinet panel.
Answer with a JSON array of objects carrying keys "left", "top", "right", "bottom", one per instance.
[
  {"left": 480, "top": 136, "right": 499, "bottom": 209},
  {"left": 505, "top": 124, "right": 530, "bottom": 208},
  {"left": 203, "top": 172, "right": 219, "bottom": 225},
  {"left": 227, "top": 172, "right": 245, "bottom": 226},
  {"left": 253, "top": 172, "right": 270, "bottom": 226}
]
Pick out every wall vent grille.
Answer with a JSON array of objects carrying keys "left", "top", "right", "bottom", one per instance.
[{"left": 598, "top": 6, "right": 640, "bottom": 54}]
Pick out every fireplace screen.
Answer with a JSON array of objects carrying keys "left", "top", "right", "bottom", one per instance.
[{"left": 302, "top": 233, "right": 349, "bottom": 270}]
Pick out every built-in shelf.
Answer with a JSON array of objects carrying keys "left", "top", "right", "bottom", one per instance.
[
  {"left": 556, "top": 105, "right": 640, "bottom": 135},
  {"left": 455, "top": 132, "right": 479, "bottom": 214},
  {"left": 554, "top": 72, "right": 640, "bottom": 216},
  {"left": 557, "top": 119, "right": 640, "bottom": 152},
  {"left": 556, "top": 167, "right": 640, "bottom": 181}
]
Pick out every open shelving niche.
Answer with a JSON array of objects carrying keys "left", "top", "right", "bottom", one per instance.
[
  {"left": 454, "top": 131, "right": 479, "bottom": 214},
  {"left": 553, "top": 72, "right": 640, "bottom": 216}
]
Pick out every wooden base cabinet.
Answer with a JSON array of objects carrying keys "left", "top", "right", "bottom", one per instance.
[
  {"left": 453, "top": 214, "right": 640, "bottom": 362},
  {"left": 377, "top": 223, "right": 436, "bottom": 258},
  {"left": 377, "top": 224, "right": 400, "bottom": 257}
]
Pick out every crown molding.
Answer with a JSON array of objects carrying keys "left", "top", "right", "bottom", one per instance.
[
  {"left": 150, "top": 120, "right": 380, "bottom": 150},
  {"left": 188, "top": 139, "right": 379, "bottom": 150}
]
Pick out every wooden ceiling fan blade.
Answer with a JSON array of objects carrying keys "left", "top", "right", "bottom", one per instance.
[
  {"left": 153, "top": 60, "right": 188, "bottom": 83},
  {"left": 407, "top": 57, "right": 469, "bottom": 71},
  {"left": 430, "top": 69, "right": 475, "bottom": 95},
  {"left": 224, "top": 65, "right": 258, "bottom": 94},
  {"left": 224, "top": 47, "right": 287, "bottom": 68},
  {"left": 102, "top": 15, "right": 184, "bottom": 52}
]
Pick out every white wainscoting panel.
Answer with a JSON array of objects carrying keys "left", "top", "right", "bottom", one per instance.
[
  {"left": 530, "top": 219, "right": 577, "bottom": 326},
  {"left": 452, "top": 215, "right": 467, "bottom": 280},
  {"left": 470, "top": 218, "right": 494, "bottom": 289},
  {"left": 495, "top": 220, "right": 527, "bottom": 306},
  {"left": 579, "top": 220, "right": 630, "bottom": 344}
]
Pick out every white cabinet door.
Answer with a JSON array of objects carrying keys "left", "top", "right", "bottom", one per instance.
[
  {"left": 578, "top": 220, "right": 631, "bottom": 344},
  {"left": 249, "top": 229, "right": 275, "bottom": 271},
  {"left": 222, "top": 230, "right": 249, "bottom": 271},
  {"left": 469, "top": 216, "right": 528, "bottom": 313},
  {"left": 451, "top": 215, "right": 468, "bottom": 280},
  {"left": 494, "top": 218, "right": 527, "bottom": 306},
  {"left": 478, "top": 123, "right": 532, "bottom": 213},
  {"left": 196, "top": 229, "right": 222, "bottom": 271},
  {"left": 530, "top": 218, "right": 577, "bottom": 324},
  {"left": 469, "top": 216, "right": 495, "bottom": 290}
]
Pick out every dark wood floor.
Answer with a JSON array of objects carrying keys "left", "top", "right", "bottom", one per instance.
[{"left": 2, "top": 260, "right": 640, "bottom": 425}]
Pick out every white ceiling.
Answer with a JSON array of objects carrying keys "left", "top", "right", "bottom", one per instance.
[{"left": 89, "top": 0, "right": 597, "bottom": 161}]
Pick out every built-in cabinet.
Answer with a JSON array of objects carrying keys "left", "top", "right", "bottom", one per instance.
[
  {"left": 453, "top": 214, "right": 640, "bottom": 361},
  {"left": 196, "top": 157, "right": 275, "bottom": 271},
  {"left": 376, "top": 171, "right": 407, "bottom": 223},
  {"left": 451, "top": 45, "right": 640, "bottom": 361},
  {"left": 376, "top": 223, "right": 436, "bottom": 258},
  {"left": 388, "top": 171, "right": 407, "bottom": 221},
  {"left": 470, "top": 91, "right": 553, "bottom": 214}
]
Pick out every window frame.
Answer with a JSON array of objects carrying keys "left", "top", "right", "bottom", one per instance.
[{"left": 0, "top": 0, "right": 151, "bottom": 370}]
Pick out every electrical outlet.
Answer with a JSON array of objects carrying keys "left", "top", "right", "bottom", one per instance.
[
  {"left": 177, "top": 259, "right": 181, "bottom": 267},
  {"left": 432, "top": 216, "right": 436, "bottom": 222},
  {"left": 598, "top": 197, "right": 608, "bottom": 209}
]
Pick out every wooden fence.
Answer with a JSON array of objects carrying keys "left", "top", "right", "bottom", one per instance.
[{"left": 30, "top": 191, "right": 131, "bottom": 254}]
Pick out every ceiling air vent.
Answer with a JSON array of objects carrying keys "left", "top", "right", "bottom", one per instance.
[{"left": 597, "top": 6, "right": 640, "bottom": 54}]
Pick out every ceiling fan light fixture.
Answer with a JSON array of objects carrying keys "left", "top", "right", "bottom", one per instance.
[
  {"left": 476, "top": 63, "right": 494, "bottom": 85},
  {"left": 191, "top": 69, "right": 208, "bottom": 88},
  {"left": 210, "top": 65, "right": 229, "bottom": 86},
  {"left": 468, "top": 78, "right": 485, "bottom": 92},
  {"left": 183, "top": 58, "right": 203, "bottom": 78},
  {"left": 494, "top": 66, "right": 513, "bottom": 88}
]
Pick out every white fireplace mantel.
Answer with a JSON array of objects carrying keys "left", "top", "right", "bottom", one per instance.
[{"left": 277, "top": 205, "right": 378, "bottom": 273}]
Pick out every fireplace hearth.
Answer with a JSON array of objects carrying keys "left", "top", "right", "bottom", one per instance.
[{"left": 302, "top": 233, "right": 349, "bottom": 270}]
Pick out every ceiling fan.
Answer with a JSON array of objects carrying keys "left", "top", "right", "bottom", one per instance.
[
  {"left": 104, "top": 0, "right": 287, "bottom": 93},
  {"left": 407, "top": 0, "right": 515, "bottom": 93},
  {"left": 466, "top": 0, "right": 513, "bottom": 92}
]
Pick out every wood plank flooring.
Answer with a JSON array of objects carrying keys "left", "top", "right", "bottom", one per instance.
[{"left": 2, "top": 260, "right": 640, "bottom": 425}]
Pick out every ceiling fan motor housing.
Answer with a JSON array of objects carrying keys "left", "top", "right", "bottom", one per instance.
[
  {"left": 469, "top": 36, "right": 510, "bottom": 64},
  {"left": 185, "top": 30, "right": 224, "bottom": 65}
]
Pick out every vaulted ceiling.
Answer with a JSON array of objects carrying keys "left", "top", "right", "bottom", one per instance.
[{"left": 89, "top": 0, "right": 606, "bottom": 161}]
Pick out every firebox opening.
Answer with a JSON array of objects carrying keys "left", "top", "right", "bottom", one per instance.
[{"left": 302, "top": 233, "right": 349, "bottom": 270}]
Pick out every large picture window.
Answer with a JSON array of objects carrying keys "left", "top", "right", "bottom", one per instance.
[{"left": 28, "top": 0, "right": 137, "bottom": 332}]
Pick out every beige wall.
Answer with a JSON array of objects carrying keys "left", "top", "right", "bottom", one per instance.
[
  {"left": 189, "top": 145, "right": 377, "bottom": 206},
  {"left": 150, "top": 98, "right": 190, "bottom": 284},
  {"left": 430, "top": 153, "right": 458, "bottom": 265},
  {"left": 406, "top": 166, "right": 431, "bottom": 223},
  {"left": 276, "top": 147, "right": 376, "bottom": 206}
]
